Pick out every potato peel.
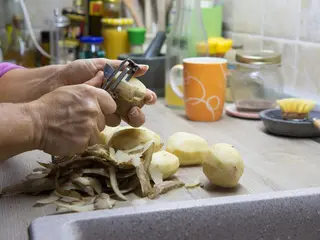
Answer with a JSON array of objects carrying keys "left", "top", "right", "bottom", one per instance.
[
  {"left": 148, "top": 180, "right": 185, "bottom": 199},
  {"left": 109, "top": 166, "right": 128, "bottom": 201},
  {"left": 0, "top": 127, "right": 185, "bottom": 214}
]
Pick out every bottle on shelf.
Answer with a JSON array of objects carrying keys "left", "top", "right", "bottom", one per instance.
[{"left": 165, "top": 0, "right": 209, "bottom": 108}]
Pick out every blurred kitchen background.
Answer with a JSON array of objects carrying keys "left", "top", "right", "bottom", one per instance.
[{"left": 0, "top": 0, "right": 319, "bottom": 103}]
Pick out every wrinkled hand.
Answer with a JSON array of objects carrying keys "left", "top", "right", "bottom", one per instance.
[
  {"left": 59, "top": 59, "right": 157, "bottom": 127},
  {"left": 28, "top": 81, "right": 116, "bottom": 156}
]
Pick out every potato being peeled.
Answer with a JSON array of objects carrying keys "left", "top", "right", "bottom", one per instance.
[
  {"left": 203, "top": 143, "right": 244, "bottom": 188},
  {"left": 128, "top": 77, "right": 147, "bottom": 93},
  {"left": 166, "top": 132, "right": 210, "bottom": 166},
  {"left": 111, "top": 74, "right": 147, "bottom": 119}
]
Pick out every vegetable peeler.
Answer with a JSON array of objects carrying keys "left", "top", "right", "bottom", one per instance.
[{"left": 102, "top": 58, "right": 140, "bottom": 93}]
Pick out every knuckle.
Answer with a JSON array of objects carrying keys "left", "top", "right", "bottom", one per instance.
[
  {"left": 83, "top": 100, "right": 100, "bottom": 117},
  {"left": 85, "top": 119, "right": 96, "bottom": 131},
  {"left": 79, "top": 84, "right": 93, "bottom": 94}
]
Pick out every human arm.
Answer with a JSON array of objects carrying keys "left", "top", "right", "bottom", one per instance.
[
  {"left": 0, "top": 102, "right": 38, "bottom": 160},
  {"left": 0, "top": 59, "right": 156, "bottom": 104},
  {"left": 0, "top": 67, "right": 158, "bottom": 161},
  {"left": 0, "top": 64, "right": 64, "bottom": 103},
  {"left": 0, "top": 72, "right": 117, "bottom": 161}
]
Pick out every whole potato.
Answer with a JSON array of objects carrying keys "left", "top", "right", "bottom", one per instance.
[
  {"left": 203, "top": 143, "right": 244, "bottom": 188},
  {"left": 166, "top": 132, "right": 210, "bottom": 166},
  {"left": 149, "top": 151, "right": 180, "bottom": 180}
]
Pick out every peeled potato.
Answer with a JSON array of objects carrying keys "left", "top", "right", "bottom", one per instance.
[
  {"left": 149, "top": 151, "right": 180, "bottom": 184},
  {"left": 203, "top": 143, "right": 244, "bottom": 188},
  {"left": 108, "top": 127, "right": 163, "bottom": 151},
  {"left": 166, "top": 132, "right": 210, "bottom": 166},
  {"left": 114, "top": 73, "right": 146, "bottom": 95},
  {"left": 128, "top": 77, "right": 147, "bottom": 94}
]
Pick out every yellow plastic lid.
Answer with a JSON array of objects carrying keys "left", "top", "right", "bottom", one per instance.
[
  {"left": 101, "top": 18, "right": 134, "bottom": 25},
  {"left": 197, "top": 38, "right": 233, "bottom": 55},
  {"left": 216, "top": 39, "right": 233, "bottom": 53}
]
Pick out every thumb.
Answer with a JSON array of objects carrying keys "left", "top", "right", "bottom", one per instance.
[{"left": 85, "top": 70, "right": 104, "bottom": 87}]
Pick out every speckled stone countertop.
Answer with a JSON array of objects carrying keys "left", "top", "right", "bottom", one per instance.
[{"left": 2, "top": 101, "right": 320, "bottom": 239}]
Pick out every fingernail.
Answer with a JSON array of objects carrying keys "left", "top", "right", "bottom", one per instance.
[
  {"left": 146, "top": 94, "right": 153, "bottom": 103},
  {"left": 129, "top": 108, "right": 139, "bottom": 118},
  {"left": 140, "top": 65, "right": 149, "bottom": 71},
  {"left": 98, "top": 70, "right": 104, "bottom": 77}
]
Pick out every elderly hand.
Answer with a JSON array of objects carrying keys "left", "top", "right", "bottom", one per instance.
[
  {"left": 28, "top": 81, "right": 116, "bottom": 156},
  {"left": 59, "top": 59, "right": 157, "bottom": 127},
  {"left": 0, "top": 58, "right": 157, "bottom": 106},
  {"left": 27, "top": 69, "right": 157, "bottom": 155}
]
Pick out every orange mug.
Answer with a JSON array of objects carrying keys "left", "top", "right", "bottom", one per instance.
[{"left": 170, "top": 57, "right": 227, "bottom": 122}]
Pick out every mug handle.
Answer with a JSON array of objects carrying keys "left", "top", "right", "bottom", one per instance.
[{"left": 169, "top": 64, "right": 184, "bottom": 99}]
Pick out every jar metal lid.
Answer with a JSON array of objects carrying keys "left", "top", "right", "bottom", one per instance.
[
  {"left": 104, "top": 0, "right": 121, "bottom": 2},
  {"left": 80, "top": 36, "right": 104, "bottom": 44},
  {"left": 236, "top": 50, "right": 281, "bottom": 65},
  {"left": 101, "top": 18, "right": 134, "bottom": 25}
]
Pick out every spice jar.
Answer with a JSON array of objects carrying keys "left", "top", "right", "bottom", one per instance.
[
  {"left": 127, "top": 28, "right": 146, "bottom": 54},
  {"left": 230, "top": 50, "right": 283, "bottom": 112},
  {"left": 78, "top": 36, "right": 105, "bottom": 58},
  {"left": 101, "top": 18, "right": 133, "bottom": 59},
  {"left": 103, "top": 0, "right": 121, "bottom": 18}
]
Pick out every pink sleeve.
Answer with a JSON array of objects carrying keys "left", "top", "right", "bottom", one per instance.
[{"left": 0, "top": 63, "right": 24, "bottom": 77}]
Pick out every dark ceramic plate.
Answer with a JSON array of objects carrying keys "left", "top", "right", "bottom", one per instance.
[{"left": 259, "top": 109, "right": 320, "bottom": 138}]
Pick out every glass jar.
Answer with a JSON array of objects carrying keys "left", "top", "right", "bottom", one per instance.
[
  {"left": 224, "top": 43, "right": 243, "bottom": 103},
  {"left": 101, "top": 18, "right": 133, "bottom": 59},
  {"left": 3, "top": 1, "right": 36, "bottom": 67},
  {"left": 64, "top": 39, "right": 79, "bottom": 63},
  {"left": 78, "top": 36, "right": 105, "bottom": 58},
  {"left": 127, "top": 28, "right": 146, "bottom": 54},
  {"left": 103, "top": 0, "right": 121, "bottom": 18},
  {"left": 48, "top": 8, "right": 70, "bottom": 65},
  {"left": 230, "top": 50, "right": 283, "bottom": 111},
  {"left": 62, "top": 2, "right": 86, "bottom": 43}
]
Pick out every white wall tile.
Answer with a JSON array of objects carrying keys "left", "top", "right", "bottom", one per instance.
[
  {"left": 232, "top": 0, "right": 263, "bottom": 34},
  {"left": 243, "top": 35, "right": 262, "bottom": 51},
  {"left": 263, "top": 0, "right": 300, "bottom": 39},
  {"left": 296, "top": 44, "right": 320, "bottom": 96},
  {"left": 263, "top": 39, "right": 297, "bottom": 91},
  {"left": 222, "top": 0, "right": 233, "bottom": 31},
  {"left": 300, "top": 0, "right": 320, "bottom": 42},
  {"left": 24, "top": 0, "right": 73, "bottom": 30},
  {"left": 228, "top": 33, "right": 263, "bottom": 51}
]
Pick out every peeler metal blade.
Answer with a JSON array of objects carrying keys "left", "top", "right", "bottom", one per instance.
[{"left": 101, "top": 58, "right": 140, "bottom": 92}]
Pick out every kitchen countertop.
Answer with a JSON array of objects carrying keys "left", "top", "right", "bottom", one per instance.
[{"left": 2, "top": 101, "right": 320, "bottom": 240}]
